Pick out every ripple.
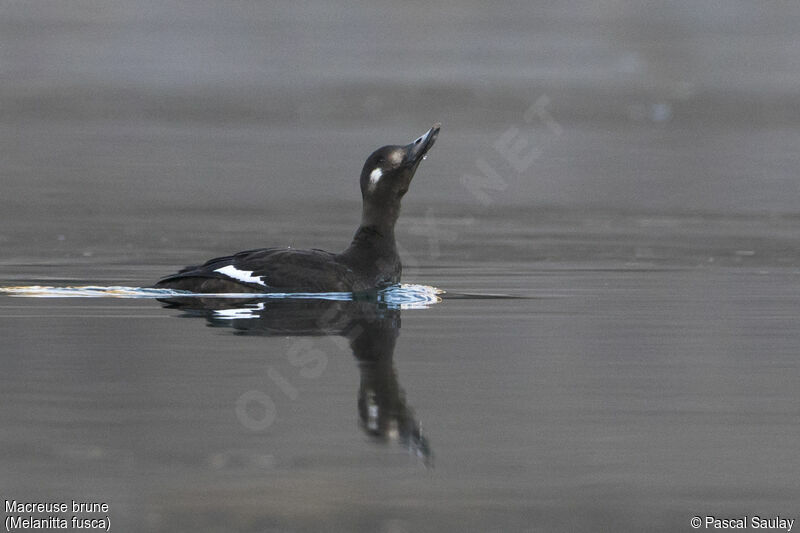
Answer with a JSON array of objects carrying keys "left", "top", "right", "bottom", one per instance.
[{"left": 0, "top": 283, "right": 443, "bottom": 309}]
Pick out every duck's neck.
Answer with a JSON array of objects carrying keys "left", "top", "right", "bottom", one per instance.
[{"left": 339, "top": 202, "right": 400, "bottom": 264}]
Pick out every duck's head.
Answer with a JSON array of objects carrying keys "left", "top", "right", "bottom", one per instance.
[{"left": 359, "top": 124, "right": 440, "bottom": 217}]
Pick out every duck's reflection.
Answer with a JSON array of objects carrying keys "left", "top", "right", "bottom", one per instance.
[{"left": 159, "top": 296, "right": 431, "bottom": 464}]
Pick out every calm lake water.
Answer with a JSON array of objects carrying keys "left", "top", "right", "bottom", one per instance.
[{"left": 2, "top": 1, "right": 800, "bottom": 532}]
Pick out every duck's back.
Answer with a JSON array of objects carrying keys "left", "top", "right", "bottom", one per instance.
[{"left": 155, "top": 247, "right": 358, "bottom": 293}]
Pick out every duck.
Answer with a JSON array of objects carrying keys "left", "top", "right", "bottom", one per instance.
[{"left": 154, "top": 123, "right": 440, "bottom": 293}]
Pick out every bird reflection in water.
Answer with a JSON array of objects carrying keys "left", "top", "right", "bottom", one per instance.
[{"left": 158, "top": 295, "right": 432, "bottom": 465}]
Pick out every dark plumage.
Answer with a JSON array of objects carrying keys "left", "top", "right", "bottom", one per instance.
[{"left": 154, "top": 124, "right": 440, "bottom": 293}]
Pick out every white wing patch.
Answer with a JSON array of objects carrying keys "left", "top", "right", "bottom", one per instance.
[
  {"left": 213, "top": 265, "right": 267, "bottom": 286},
  {"left": 368, "top": 168, "right": 383, "bottom": 190}
]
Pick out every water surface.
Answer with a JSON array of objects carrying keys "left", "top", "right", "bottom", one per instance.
[{"left": 2, "top": 1, "right": 800, "bottom": 531}]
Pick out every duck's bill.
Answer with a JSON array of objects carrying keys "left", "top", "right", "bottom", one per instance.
[{"left": 405, "top": 123, "right": 441, "bottom": 164}]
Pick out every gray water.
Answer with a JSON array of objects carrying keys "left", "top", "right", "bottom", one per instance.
[{"left": 2, "top": 1, "right": 800, "bottom": 532}]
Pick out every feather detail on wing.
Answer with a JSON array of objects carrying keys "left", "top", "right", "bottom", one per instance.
[{"left": 158, "top": 247, "right": 358, "bottom": 292}]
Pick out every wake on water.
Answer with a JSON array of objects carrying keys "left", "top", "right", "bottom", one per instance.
[{"left": 0, "top": 283, "right": 443, "bottom": 309}]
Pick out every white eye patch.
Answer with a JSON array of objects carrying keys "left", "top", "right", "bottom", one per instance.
[{"left": 368, "top": 168, "right": 382, "bottom": 190}]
